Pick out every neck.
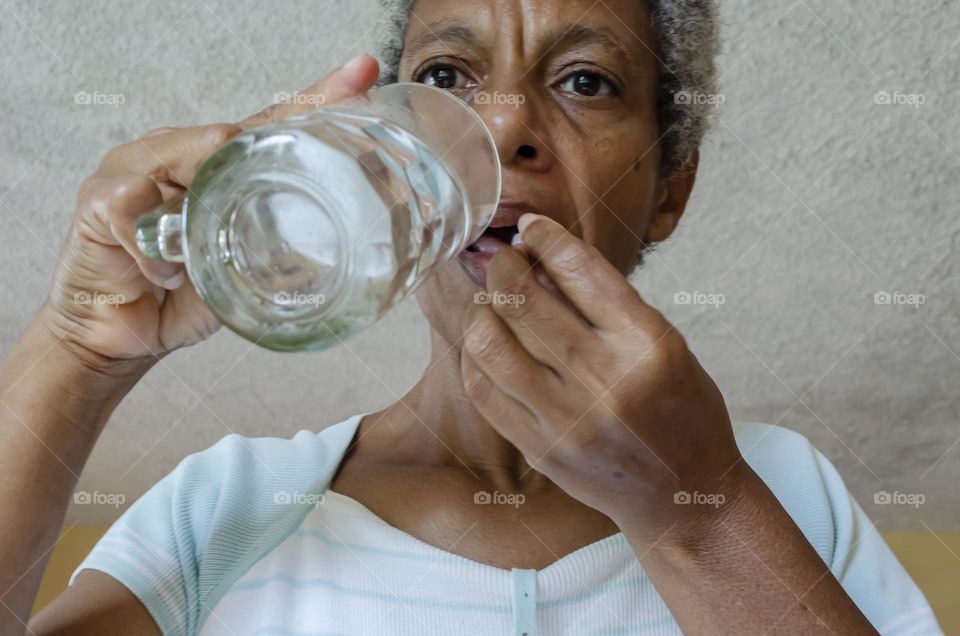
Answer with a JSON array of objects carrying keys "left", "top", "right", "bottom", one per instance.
[{"left": 357, "top": 329, "right": 546, "bottom": 490}]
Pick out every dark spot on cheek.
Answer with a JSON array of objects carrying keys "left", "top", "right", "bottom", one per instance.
[{"left": 613, "top": 470, "right": 625, "bottom": 479}]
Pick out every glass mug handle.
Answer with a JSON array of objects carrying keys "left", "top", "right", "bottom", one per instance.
[{"left": 135, "top": 194, "right": 188, "bottom": 263}]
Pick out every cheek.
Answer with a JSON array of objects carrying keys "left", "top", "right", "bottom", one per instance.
[
  {"left": 605, "top": 155, "right": 661, "bottom": 271},
  {"left": 598, "top": 183, "right": 658, "bottom": 273},
  {"left": 561, "top": 134, "right": 660, "bottom": 272}
]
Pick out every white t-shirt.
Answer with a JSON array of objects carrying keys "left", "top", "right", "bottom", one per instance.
[{"left": 72, "top": 415, "right": 943, "bottom": 635}]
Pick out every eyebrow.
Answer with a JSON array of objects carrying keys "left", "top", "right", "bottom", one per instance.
[
  {"left": 405, "top": 23, "right": 482, "bottom": 57},
  {"left": 543, "top": 23, "right": 637, "bottom": 64}
]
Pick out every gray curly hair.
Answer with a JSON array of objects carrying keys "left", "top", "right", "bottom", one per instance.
[{"left": 373, "top": 0, "right": 720, "bottom": 172}]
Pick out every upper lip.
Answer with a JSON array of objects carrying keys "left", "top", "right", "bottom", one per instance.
[{"left": 489, "top": 200, "right": 539, "bottom": 228}]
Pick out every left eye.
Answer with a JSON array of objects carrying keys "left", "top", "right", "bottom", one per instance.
[
  {"left": 560, "top": 72, "right": 616, "bottom": 97},
  {"left": 417, "top": 65, "right": 466, "bottom": 90}
]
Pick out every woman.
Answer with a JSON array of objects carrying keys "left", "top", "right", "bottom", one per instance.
[{"left": 1, "top": 0, "right": 942, "bottom": 634}]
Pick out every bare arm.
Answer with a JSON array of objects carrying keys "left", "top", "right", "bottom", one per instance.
[
  {"left": 622, "top": 465, "right": 877, "bottom": 634},
  {"left": 31, "top": 572, "right": 160, "bottom": 636},
  {"left": 0, "top": 310, "right": 158, "bottom": 634},
  {"left": 0, "top": 56, "right": 380, "bottom": 636}
]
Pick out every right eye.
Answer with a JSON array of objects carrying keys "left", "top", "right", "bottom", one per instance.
[{"left": 414, "top": 63, "right": 469, "bottom": 90}]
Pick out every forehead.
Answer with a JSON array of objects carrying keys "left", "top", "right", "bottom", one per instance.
[{"left": 403, "top": 0, "right": 655, "bottom": 59}]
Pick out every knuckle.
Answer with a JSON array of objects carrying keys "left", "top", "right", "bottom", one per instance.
[
  {"left": 648, "top": 329, "right": 689, "bottom": 369},
  {"left": 97, "top": 142, "right": 132, "bottom": 170},
  {"left": 76, "top": 176, "right": 100, "bottom": 208},
  {"left": 550, "top": 240, "right": 594, "bottom": 275},
  {"left": 486, "top": 274, "right": 535, "bottom": 318},
  {"left": 491, "top": 287, "right": 533, "bottom": 319},
  {"left": 560, "top": 332, "right": 591, "bottom": 362},
  {"left": 464, "top": 319, "right": 501, "bottom": 359},
  {"left": 249, "top": 102, "right": 284, "bottom": 124},
  {"left": 463, "top": 372, "right": 491, "bottom": 400},
  {"left": 199, "top": 123, "right": 241, "bottom": 148},
  {"left": 88, "top": 175, "right": 155, "bottom": 216},
  {"left": 141, "top": 126, "right": 177, "bottom": 139}
]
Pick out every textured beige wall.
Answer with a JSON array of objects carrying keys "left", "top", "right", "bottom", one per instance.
[{"left": 1, "top": 0, "right": 959, "bottom": 538}]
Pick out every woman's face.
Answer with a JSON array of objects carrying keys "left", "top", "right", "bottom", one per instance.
[{"left": 398, "top": 0, "right": 696, "bottom": 346}]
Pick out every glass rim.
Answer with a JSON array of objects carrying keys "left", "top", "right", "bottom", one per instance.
[{"left": 385, "top": 81, "right": 502, "bottom": 214}]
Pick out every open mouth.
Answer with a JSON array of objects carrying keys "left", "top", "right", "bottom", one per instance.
[
  {"left": 457, "top": 200, "right": 535, "bottom": 287},
  {"left": 466, "top": 224, "right": 520, "bottom": 253}
]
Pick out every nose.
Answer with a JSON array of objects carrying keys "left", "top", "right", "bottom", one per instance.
[{"left": 474, "top": 89, "right": 554, "bottom": 173}]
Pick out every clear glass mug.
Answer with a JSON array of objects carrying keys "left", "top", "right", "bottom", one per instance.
[{"left": 135, "top": 83, "right": 501, "bottom": 351}]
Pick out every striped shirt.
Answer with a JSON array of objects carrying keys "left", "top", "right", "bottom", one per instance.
[{"left": 71, "top": 414, "right": 942, "bottom": 635}]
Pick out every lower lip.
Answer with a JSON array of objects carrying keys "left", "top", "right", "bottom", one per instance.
[{"left": 457, "top": 235, "right": 512, "bottom": 288}]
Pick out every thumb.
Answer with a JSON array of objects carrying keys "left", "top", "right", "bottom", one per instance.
[
  {"left": 320, "top": 53, "right": 381, "bottom": 102},
  {"left": 237, "top": 53, "right": 380, "bottom": 130}
]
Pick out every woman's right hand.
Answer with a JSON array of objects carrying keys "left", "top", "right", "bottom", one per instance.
[{"left": 41, "top": 54, "right": 380, "bottom": 368}]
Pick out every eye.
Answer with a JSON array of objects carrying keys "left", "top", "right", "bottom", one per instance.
[
  {"left": 414, "top": 63, "right": 468, "bottom": 90},
  {"left": 559, "top": 71, "right": 617, "bottom": 98}
]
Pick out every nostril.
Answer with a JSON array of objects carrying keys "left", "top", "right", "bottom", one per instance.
[{"left": 517, "top": 144, "right": 537, "bottom": 159}]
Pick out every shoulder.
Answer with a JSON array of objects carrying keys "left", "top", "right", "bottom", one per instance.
[
  {"left": 71, "top": 416, "right": 362, "bottom": 635},
  {"left": 137, "top": 414, "right": 362, "bottom": 559},
  {"left": 136, "top": 417, "right": 361, "bottom": 538},
  {"left": 167, "top": 417, "right": 360, "bottom": 506}
]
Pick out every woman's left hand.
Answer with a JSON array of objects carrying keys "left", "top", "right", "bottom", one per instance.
[{"left": 460, "top": 213, "right": 747, "bottom": 546}]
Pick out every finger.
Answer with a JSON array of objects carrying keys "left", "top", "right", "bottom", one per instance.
[
  {"left": 156, "top": 279, "right": 221, "bottom": 349},
  {"left": 95, "top": 123, "right": 242, "bottom": 187},
  {"left": 66, "top": 238, "right": 164, "bottom": 304},
  {"left": 484, "top": 245, "right": 598, "bottom": 370},
  {"left": 460, "top": 332, "right": 542, "bottom": 455},
  {"left": 517, "top": 213, "right": 646, "bottom": 331},
  {"left": 509, "top": 243, "right": 583, "bottom": 318},
  {"left": 136, "top": 127, "right": 211, "bottom": 197},
  {"left": 80, "top": 174, "right": 185, "bottom": 288},
  {"left": 141, "top": 127, "right": 177, "bottom": 139},
  {"left": 237, "top": 53, "right": 380, "bottom": 130},
  {"left": 462, "top": 302, "right": 562, "bottom": 413}
]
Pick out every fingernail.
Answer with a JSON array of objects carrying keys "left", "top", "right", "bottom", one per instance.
[
  {"left": 343, "top": 53, "right": 368, "bottom": 72},
  {"left": 510, "top": 232, "right": 523, "bottom": 247},
  {"left": 517, "top": 212, "right": 542, "bottom": 237},
  {"left": 161, "top": 271, "right": 185, "bottom": 290}
]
